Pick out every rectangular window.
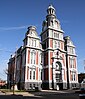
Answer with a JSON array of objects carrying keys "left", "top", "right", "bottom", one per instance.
[
  {"left": 33, "top": 84, "right": 35, "bottom": 89},
  {"left": 33, "top": 71, "right": 35, "bottom": 80},
  {"left": 50, "top": 30, "right": 53, "bottom": 37},
  {"left": 58, "top": 42, "right": 60, "bottom": 48},
  {"left": 42, "top": 42, "right": 46, "bottom": 49},
  {"left": 54, "top": 40, "right": 57, "bottom": 48},
  {"left": 33, "top": 53, "right": 36, "bottom": 64},
  {"left": 30, "top": 71, "right": 32, "bottom": 79},
  {"left": 60, "top": 34, "right": 63, "bottom": 40},
  {"left": 55, "top": 74, "right": 60, "bottom": 80},
  {"left": 72, "top": 72, "right": 76, "bottom": 81},
  {"left": 31, "top": 51, "right": 36, "bottom": 64},
  {"left": 32, "top": 39, "right": 33, "bottom": 46},
  {"left": 39, "top": 53, "right": 42, "bottom": 64},
  {"left": 69, "top": 47, "right": 74, "bottom": 54},
  {"left": 56, "top": 33, "right": 59, "bottom": 38},
  {"left": 39, "top": 69, "right": 42, "bottom": 80},
  {"left": 72, "top": 74, "right": 73, "bottom": 81},
  {"left": 30, "top": 84, "right": 32, "bottom": 89},
  {"left": 41, "top": 71, "right": 42, "bottom": 80},
  {"left": 34, "top": 40, "right": 36, "bottom": 47},
  {"left": 70, "top": 58, "right": 74, "bottom": 68},
  {"left": 54, "top": 32, "right": 59, "bottom": 39},
  {"left": 74, "top": 73, "right": 76, "bottom": 81},
  {"left": 31, "top": 52, "right": 33, "bottom": 64},
  {"left": 29, "top": 38, "right": 31, "bottom": 46}
]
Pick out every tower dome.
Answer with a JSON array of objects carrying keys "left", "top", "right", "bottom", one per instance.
[{"left": 47, "top": 5, "right": 56, "bottom": 16}]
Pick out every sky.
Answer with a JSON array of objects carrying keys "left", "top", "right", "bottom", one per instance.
[{"left": 0, "top": 0, "right": 85, "bottom": 80}]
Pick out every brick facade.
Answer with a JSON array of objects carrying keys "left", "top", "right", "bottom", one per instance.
[{"left": 7, "top": 5, "right": 78, "bottom": 90}]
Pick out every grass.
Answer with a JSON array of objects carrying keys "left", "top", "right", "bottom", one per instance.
[{"left": 0, "top": 89, "right": 26, "bottom": 93}]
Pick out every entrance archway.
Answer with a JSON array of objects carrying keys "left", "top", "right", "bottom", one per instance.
[{"left": 55, "top": 61, "right": 63, "bottom": 90}]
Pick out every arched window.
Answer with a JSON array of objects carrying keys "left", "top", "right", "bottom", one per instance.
[
  {"left": 51, "top": 21, "right": 53, "bottom": 26},
  {"left": 55, "top": 62, "right": 62, "bottom": 71}
]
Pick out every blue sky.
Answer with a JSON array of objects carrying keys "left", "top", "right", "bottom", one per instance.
[{"left": 0, "top": 0, "right": 85, "bottom": 80}]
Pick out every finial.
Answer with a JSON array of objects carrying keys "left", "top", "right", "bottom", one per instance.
[{"left": 48, "top": 4, "right": 55, "bottom": 10}]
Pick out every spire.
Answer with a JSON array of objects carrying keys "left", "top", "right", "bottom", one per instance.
[{"left": 47, "top": 4, "right": 56, "bottom": 16}]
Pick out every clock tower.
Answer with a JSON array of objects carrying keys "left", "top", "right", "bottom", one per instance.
[{"left": 41, "top": 5, "right": 67, "bottom": 90}]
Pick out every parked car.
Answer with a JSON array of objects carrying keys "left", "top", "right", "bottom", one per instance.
[{"left": 79, "top": 79, "right": 85, "bottom": 98}]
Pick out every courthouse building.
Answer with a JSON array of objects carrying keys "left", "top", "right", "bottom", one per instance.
[{"left": 7, "top": 5, "right": 79, "bottom": 90}]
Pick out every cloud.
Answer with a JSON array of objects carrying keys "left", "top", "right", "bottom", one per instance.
[{"left": 0, "top": 25, "right": 28, "bottom": 31}]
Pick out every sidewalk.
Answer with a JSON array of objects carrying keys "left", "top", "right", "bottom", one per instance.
[
  {"left": 1, "top": 89, "right": 79, "bottom": 96},
  {"left": 41, "top": 89, "right": 78, "bottom": 93},
  {"left": 2, "top": 91, "right": 34, "bottom": 96}
]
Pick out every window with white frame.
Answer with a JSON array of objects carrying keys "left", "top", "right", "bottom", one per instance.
[
  {"left": 33, "top": 84, "right": 35, "bottom": 89},
  {"left": 54, "top": 40, "right": 57, "bottom": 48},
  {"left": 39, "top": 53, "right": 42, "bottom": 64},
  {"left": 31, "top": 52, "right": 33, "bottom": 64},
  {"left": 60, "top": 34, "right": 63, "bottom": 40},
  {"left": 33, "top": 52, "right": 36, "bottom": 64},
  {"left": 72, "top": 72, "right": 76, "bottom": 81},
  {"left": 69, "top": 47, "right": 74, "bottom": 54},
  {"left": 39, "top": 69, "right": 42, "bottom": 80},
  {"left": 57, "top": 41, "right": 60, "bottom": 48},
  {"left": 74, "top": 73, "right": 76, "bottom": 81},
  {"left": 30, "top": 38, "right": 37, "bottom": 47},
  {"left": 54, "top": 32, "right": 59, "bottom": 39},
  {"left": 50, "top": 30, "right": 53, "bottom": 38},
  {"left": 32, "top": 39, "right": 33, "bottom": 46},
  {"left": 31, "top": 51, "right": 36, "bottom": 64},
  {"left": 34, "top": 40, "right": 36, "bottom": 47},
  {"left": 70, "top": 57, "right": 74, "bottom": 68},
  {"left": 29, "top": 38, "right": 31, "bottom": 46},
  {"left": 33, "top": 70, "right": 35, "bottom": 80},
  {"left": 54, "top": 41, "right": 60, "bottom": 49},
  {"left": 41, "top": 71, "right": 42, "bottom": 80},
  {"left": 30, "top": 70, "right": 32, "bottom": 79}
]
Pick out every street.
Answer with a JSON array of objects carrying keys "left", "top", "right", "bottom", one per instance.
[{"left": 0, "top": 90, "right": 80, "bottom": 99}]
